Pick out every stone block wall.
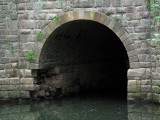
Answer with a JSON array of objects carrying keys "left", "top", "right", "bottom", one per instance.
[{"left": 0, "top": 0, "right": 160, "bottom": 103}]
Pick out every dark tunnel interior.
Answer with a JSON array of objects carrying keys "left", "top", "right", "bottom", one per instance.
[{"left": 37, "top": 20, "right": 129, "bottom": 99}]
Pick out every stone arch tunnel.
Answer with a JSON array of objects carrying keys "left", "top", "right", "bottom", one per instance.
[{"left": 32, "top": 20, "right": 129, "bottom": 99}]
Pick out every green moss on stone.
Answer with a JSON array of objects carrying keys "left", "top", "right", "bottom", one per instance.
[
  {"left": 0, "top": 91, "right": 8, "bottom": 99},
  {"left": 153, "top": 86, "right": 160, "bottom": 94},
  {"left": 8, "top": 91, "right": 20, "bottom": 98},
  {"left": 153, "top": 93, "right": 159, "bottom": 103}
]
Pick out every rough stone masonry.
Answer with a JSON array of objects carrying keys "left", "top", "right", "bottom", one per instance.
[{"left": 0, "top": 0, "right": 160, "bottom": 103}]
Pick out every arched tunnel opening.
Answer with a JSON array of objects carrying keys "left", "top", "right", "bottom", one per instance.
[{"left": 32, "top": 20, "right": 129, "bottom": 100}]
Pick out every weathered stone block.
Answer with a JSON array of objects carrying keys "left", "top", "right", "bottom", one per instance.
[
  {"left": 20, "top": 91, "right": 30, "bottom": 98},
  {"left": 30, "top": 63, "right": 42, "bottom": 69},
  {"left": 140, "top": 19, "right": 150, "bottom": 26},
  {"left": 67, "top": 11, "right": 74, "bottom": 21},
  {"left": 43, "top": 26, "right": 52, "bottom": 35},
  {"left": 142, "top": 80, "right": 151, "bottom": 85},
  {"left": 0, "top": 79, "right": 10, "bottom": 85},
  {"left": 139, "top": 62, "right": 151, "bottom": 68},
  {"left": 20, "top": 85, "right": 34, "bottom": 91},
  {"left": 152, "top": 73, "right": 160, "bottom": 80},
  {"left": 129, "top": 33, "right": 138, "bottom": 40},
  {"left": 78, "top": 9, "right": 84, "bottom": 19},
  {"left": 125, "top": 44, "right": 137, "bottom": 51},
  {"left": 10, "top": 78, "right": 19, "bottom": 85},
  {"left": 128, "top": 68, "right": 145, "bottom": 80},
  {"left": 19, "top": 20, "right": 36, "bottom": 29},
  {"left": 152, "top": 80, "right": 160, "bottom": 86},
  {"left": 0, "top": 64, "right": 5, "bottom": 70},
  {"left": 24, "top": 69, "right": 32, "bottom": 77},
  {"left": 94, "top": 12, "right": 101, "bottom": 22},
  {"left": 73, "top": 11, "right": 78, "bottom": 20},
  {"left": 22, "top": 42, "right": 33, "bottom": 50},
  {"left": 153, "top": 93, "right": 159, "bottom": 103},
  {"left": 104, "top": 16, "right": 112, "bottom": 26},
  {"left": 1, "top": 85, "right": 19, "bottom": 91},
  {"left": 141, "top": 85, "right": 151, "bottom": 92},
  {"left": 112, "top": 23, "right": 121, "bottom": 33},
  {"left": 128, "top": 93, "right": 142, "bottom": 101},
  {"left": 99, "top": 13, "right": 106, "bottom": 24},
  {"left": 0, "top": 91, "right": 8, "bottom": 98},
  {"left": 0, "top": 58, "right": 9, "bottom": 64},
  {"left": 84, "top": 11, "right": 89, "bottom": 20},
  {"left": 129, "top": 55, "right": 139, "bottom": 62},
  {"left": 20, "top": 78, "right": 34, "bottom": 85},
  {"left": 43, "top": 2, "right": 54, "bottom": 9},
  {"left": 8, "top": 91, "right": 20, "bottom": 98},
  {"left": 108, "top": 20, "right": 116, "bottom": 30},
  {"left": 127, "top": 50, "right": 137, "bottom": 57},
  {"left": 123, "top": 38, "right": 133, "bottom": 47},
  {"left": 120, "top": 32, "right": 129, "bottom": 42},
  {"left": 48, "top": 20, "right": 55, "bottom": 31},
  {"left": 130, "top": 62, "right": 140, "bottom": 69},
  {"left": 128, "top": 80, "right": 141, "bottom": 92}
]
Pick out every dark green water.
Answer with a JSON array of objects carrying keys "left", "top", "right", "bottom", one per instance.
[{"left": 0, "top": 96, "right": 160, "bottom": 120}]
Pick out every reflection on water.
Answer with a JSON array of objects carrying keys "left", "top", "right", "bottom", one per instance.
[{"left": 0, "top": 96, "right": 160, "bottom": 120}]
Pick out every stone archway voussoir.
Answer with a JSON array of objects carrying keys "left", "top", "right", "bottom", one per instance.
[
  {"left": 123, "top": 38, "right": 133, "bottom": 47},
  {"left": 93, "top": 12, "right": 101, "bottom": 22},
  {"left": 103, "top": 16, "right": 112, "bottom": 27},
  {"left": 99, "top": 13, "right": 107, "bottom": 24},
  {"left": 108, "top": 20, "right": 117, "bottom": 30},
  {"left": 67, "top": 11, "right": 74, "bottom": 21},
  {"left": 116, "top": 28, "right": 126, "bottom": 38},
  {"left": 120, "top": 32, "right": 129, "bottom": 42},
  {"left": 84, "top": 11, "right": 90, "bottom": 20},
  {"left": 112, "top": 23, "right": 121, "bottom": 33},
  {"left": 43, "top": 25, "right": 52, "bottom": 35}
]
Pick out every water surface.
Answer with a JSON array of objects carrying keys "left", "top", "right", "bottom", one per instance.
[{"left": 0, "top": 96, "right": 160, "bottom": 120}]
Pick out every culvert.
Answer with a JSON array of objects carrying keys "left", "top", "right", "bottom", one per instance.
[{"left": 31, "top": 20, "right": 129, "bottom": 99}]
